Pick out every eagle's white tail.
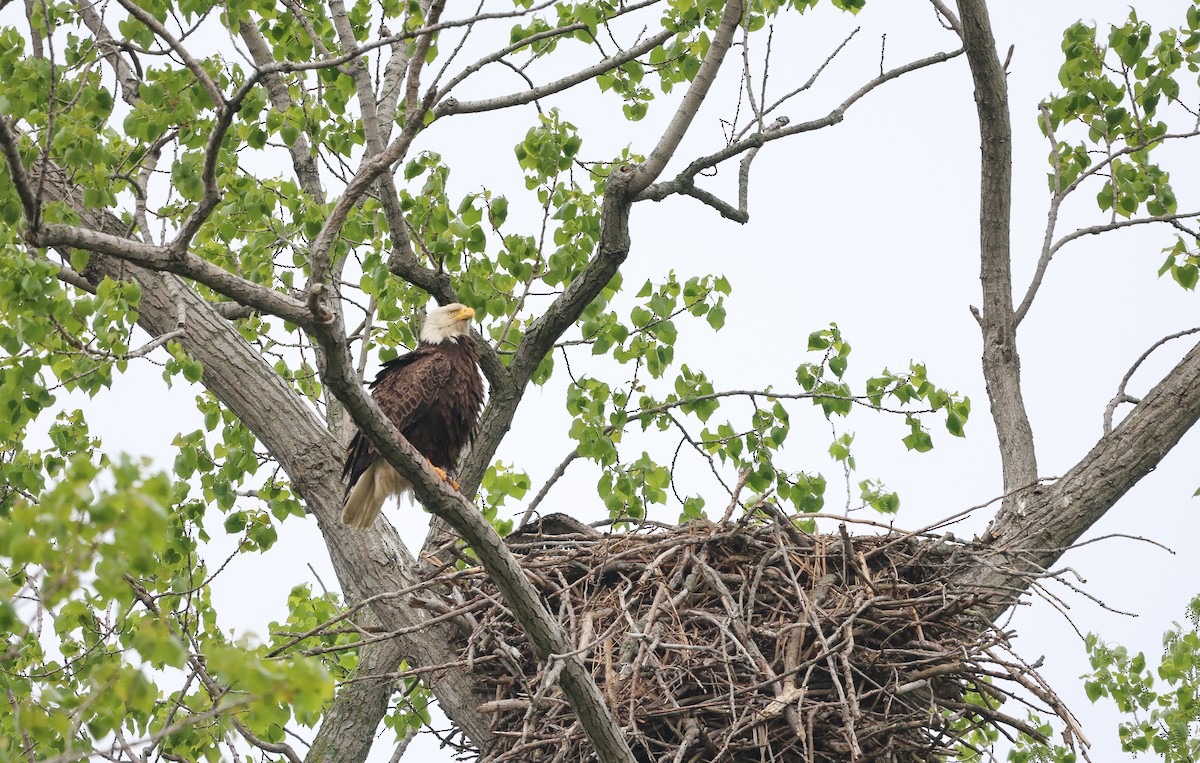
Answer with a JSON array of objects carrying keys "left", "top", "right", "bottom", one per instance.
[{"left": 341, "top": 461, "right": 408, "bottom": 529}]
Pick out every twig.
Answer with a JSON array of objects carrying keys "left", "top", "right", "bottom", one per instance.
[{"left": 1104, "top": 326, "right": 1200, "bottom": 433}]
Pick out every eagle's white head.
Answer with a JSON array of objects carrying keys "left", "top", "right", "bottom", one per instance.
[{"left": 421, "top": 303, "right": 476, "bottom": 344}]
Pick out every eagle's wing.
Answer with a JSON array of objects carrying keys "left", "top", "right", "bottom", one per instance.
[{"left": 342, "top": 348, "right": 454, "bottom": 496}]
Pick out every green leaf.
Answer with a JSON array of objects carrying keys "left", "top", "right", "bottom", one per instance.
[
  {"left": 902, "top": 430, "right": 933, "bottom": 453},
  {"left": 1173, "top": 264, "right": 1198, "bottom": 290}
]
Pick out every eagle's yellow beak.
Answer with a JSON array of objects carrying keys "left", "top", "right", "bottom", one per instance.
[{"left": 453, "top": 306, "right": 476, "bottom": 322}]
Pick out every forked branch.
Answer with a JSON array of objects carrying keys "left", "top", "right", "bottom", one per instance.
[{"left": 638, "top": 46, "right": 963, "bottom": 208}]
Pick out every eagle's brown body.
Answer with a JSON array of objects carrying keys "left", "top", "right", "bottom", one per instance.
[{"left": 341, "top": 304, "right": 484, "bottom": 529}]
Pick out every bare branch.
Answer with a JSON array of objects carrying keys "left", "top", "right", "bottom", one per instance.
[
  {"left": 1015, "top": 104, "right": 1066, "bottom": 325},
  {"left": 739, "top": 22, "right": 764, "bottom": 132},
  {"left": 1020, "top": 211, "right": 1200, "bottom": 325},
  {"left": 306, "top": 118, "right": 422, "bottom": 313},
  {"left": 641, "top": 116, "right": 789, "bottom": 222},
  {"left": 519, "top": 446, "right": 582, "bottom": 527},
  {"left": 434, "top": 29, "right": 673, "bottom": 117},
  {"left": 929, "top": 0, "right": 963, "bottom": 35},
  {"left": 632, "top": 0, "right": 745, "bottom": 193},
  {"left": 1050, "top": 211, "right": 1200, "bottom": 259},
  {"left": 638, "top": 47, "right": 963, "bottom": 203},
  {"left": 1104, "top": 326, "right": 1200, "bottom": 433},
  {"left": 434, "top": 20, "right": 588, "bottom": 104},
  {"left": 734, "top": 28, "right": 859, "bottom": 142},
  {"left": 233, "top": 719, "right": 303, "bottom": 763},
  {"left": 130, "top": 129, "right": 176, "bottom": 245}
]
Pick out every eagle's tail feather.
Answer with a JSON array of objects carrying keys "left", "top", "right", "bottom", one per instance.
[{"left": 341, "top": 460, "right": 408, "bottom": 529}]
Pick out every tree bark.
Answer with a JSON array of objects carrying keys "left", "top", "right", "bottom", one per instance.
[{"left": 303, "top": 615, "right": 400, "bottom": 763}]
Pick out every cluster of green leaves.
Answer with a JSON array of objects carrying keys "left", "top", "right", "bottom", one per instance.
[
  {"left": 802, "top": 325, "right": 970, "bottom": 446},
  {"left": 0, "top": 241, "right": 321, "bottom": 754},
  {"left": 269, "top": 584, "right": 358, "bottom": 674},
  {"left": 0, "top": 24, "right": 126, "bottom": 212},
  {"left": 997, "top": 596, "right": 1200, "bottom": 763},
  {"left": 1004, "top": 723, "right": 1078, "bottom": 763},
  {"left": 0, "top": 88, "right": 311, "bottom": 749},
  {"left": 0, "top": 251, "right": 141, "bottom": 417},
  {"left": 558, "top": 311, "right": 965, "bottom": 523},
  {"left": 265, "top": 583, "right": 436, "bottom": 740},
  {"left": 559, "top": 268, "right": 733, "bottom": 521},
  {"left": 1079, "top": 597, "right": 1200, "bottom": 761},
  {"left": 395, "top": 152, "right": 513, "bottom": 326},
  {"left": 480, "top": 461, "right": 530, "bottom": 536},
  {"left": 797, "top": 325, "right": 967, "bottom": 513},
  {"left": 0, "top": 441, "right": 333, "bottom": 761},
  {"left": 1158, "top": 235, "right": 1200, "bottom": 291},
  {"left": 1043, "top": 7, "right": 1199, "bottom": 229},
  {"left": 952, "top": 706, "right": 1077, "bottom": 763}
]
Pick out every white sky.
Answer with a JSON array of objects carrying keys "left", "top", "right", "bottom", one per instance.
[{"left": 12, "top": 0, "right": 1200, "bottom": 760}]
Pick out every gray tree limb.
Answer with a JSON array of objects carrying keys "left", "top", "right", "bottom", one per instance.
[
  {"left": 433, "top": 29, "right": 673, "bottom": 117},
  {"left": 960, "top": 337, "right": 1200, "bottom": 618},
  {"left": 947, "top": 0, "right": 1200, "bottom": 632},
  {"left": 955, "top": 0, "right": 1038, "bottom": 496}
]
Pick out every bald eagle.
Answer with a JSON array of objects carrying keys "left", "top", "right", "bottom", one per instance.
[{"left": 341, "top": 303, "right": 485, "bottom": 529}]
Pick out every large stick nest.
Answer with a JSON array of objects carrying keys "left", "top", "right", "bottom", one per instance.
[{"left": 431, "top": 514, "right": 1081, "bottom": 762}]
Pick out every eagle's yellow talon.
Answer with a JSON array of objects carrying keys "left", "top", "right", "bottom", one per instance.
[
  {"left": 429, "top": 464, "right": 459, "bottom": 491},
  {"left": 340, "top": 303, "right": 483, "bottom": 528}
]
